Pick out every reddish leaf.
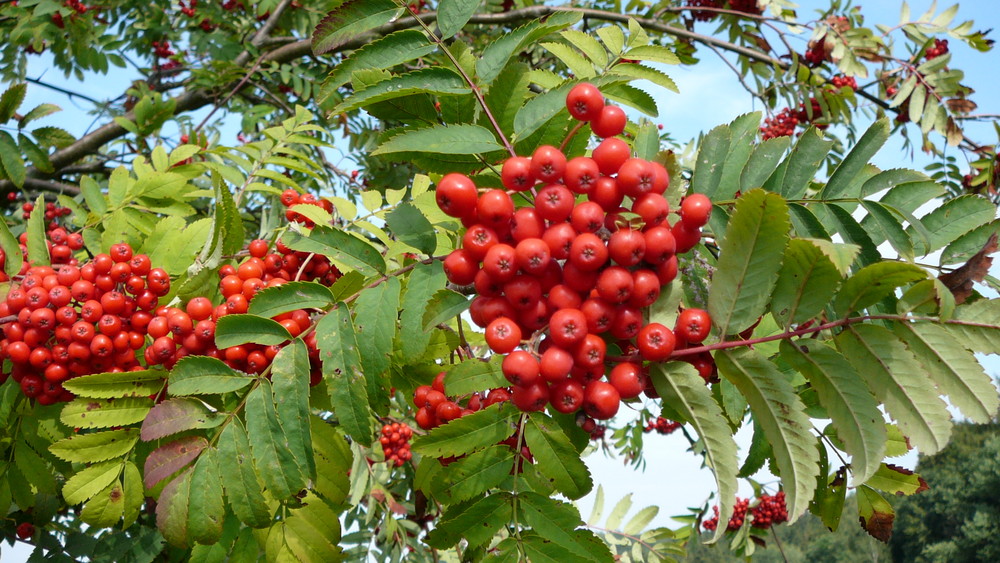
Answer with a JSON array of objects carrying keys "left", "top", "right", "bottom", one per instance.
[
  {"left": 859, "top": 511, "right": 894, "bottom": 543},
  {"left": 140, "top": 398, "right": 221, "bottom": 442},
  {"left": 939, "top": 232, "right": 998, "bottom": 304},
  {"left": 144, "top": 436, "right": 208, "bottom": 489}
]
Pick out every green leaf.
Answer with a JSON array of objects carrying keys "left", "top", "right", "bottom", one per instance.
[
  {"left": 312, "top": 0, "right": 399, "bottom": 55},
  {"left": 892, "top": 322, "right": 998, "bottom": 423},
  {"left": 63, "top": 460, "right": 124, "bottom": 505},
  {"left": 444, "top": 356, "right": 506, "bottom": 396},
  {"left": 476, "top": 11, "right": 581, "bottom": 84},
  {"left": 214, "top": 314, "right": 292, "bottom": 348},
  {"left": 80, "top": 481, "right": 125, "bottom": 529},
  {"left": 897, "top": 279, "right": 955, "bottom": 319},
  {"left": 864, "top": 463, "right": 928, "bottom": 496},
  {"left": 271, "top": 339, "right": 316, "bottom": 479},
  {"left": 835, "top": 325, "right": 952, "bottom": 454},
  {"left": 486, "top": 62, "right": 532, "bottom": 136},
  {"left": 143, "top": 435, "right": 209, "bottom": 489},
  {"left": 950, "top": 299, "right": 1000, "bottom": 353},
  {"left": 632, "top": 120, "right": 659, "bottom": 161},
  {"left": 597, "top": 25, "right": 624, "bottom": 56},
  {"left": 771, "top": 239, "right": 843, "bottom": 327},
  {"left": 710, "top": 112, "right": 761, "bottom": 201},
  {"left": 246, "top": 380, "right": 306, "bottom": 500},
  {"left": 856, "top": 485, "right": 894, "bottom": 543},
  {"left": 832, "top": 262, "right": 927, "bottom": 317},
  {"left": 542, "top": 41, "right": 595, "bottom": 78},
  {"left": 860, "top": 201, "right": 914, "bottom": 260},
  {"left": 519, "top": 492, "right": 612, "bottom": 562},
  {"left": 438, "top": 0, "right": 480, "bottom": 37},
  {"left": 275, "top": 493, "right": 343, "bottom": 561},
  {"left": 397, "top": 262, "right": 446, "bottom": 362},
  {"left": 122, "top": 462, "right": 143, "bottom": 528},
  {"left": 156, "top": 467, "right": 193, "bottom": 548},
  {"left": 907, "top": 194, "right": 997, "bottom": 253},
  {"left": 741, "top": 135, "right": 791, "bottom": 192},
  {"left": 707, "top": 189, "right": 790, "bottom": 336},
  {"left": 611, "top": 63, "right": 678, "bottom": 93},
  {"left": 739, "top": 418, "right": 772, "bottom": 478},
  {"left": 787, "top": 203, "right": 830, "bottom": 239},
  {"left": 512, "top": 82, "right": 573, "bottom": 142},
  {"left": 19, "top": 103, "right": 60, "bottom": 127},
  {"left": 334, "top": 68, "right": 469, "bottom": 114},
  {"left": 525, "top": 412, "right": 593, "bottom": 499},
  {"left": 821, "top": 118, "right": 890, "bottom": 199},
  {"left": 425, "top": 493, "right": 512, "bottom": 549},
  {"left": 386, "top": 202, "right": 436, "bottom": 255},
  {"left": 247, "top": 281, "right": 334, "bottom": 319},
  {"left": 188, "top": 448, "right": 225, "bottom": 545},
  {"left": 18, "top": 133, "right": 53, "bottom": 173},
  {"left": 561, "top": 29, "right": 609, "bottom": 68},
  {"left": 353, "top": 276, "right": 400, "bottom": 386},
  {"left": 282, "top": 224, "right": 386, "bottom": 276},
  {"left": 321, "top": 30, "right": 435, "bottom": 97},
  {"left": 217, "top": 421, "right": 272, "bottom": 528},
  {"left": 0, "top": 216, "right": 24, "bottom": 278},
  {"left": 31, "top": 126, "right": 75, "bottom": 148},
  {"left": 422, "top": 289, "right": 471, "bottom": 330},
  {"left": 60, "top": 397, "right": 154, "bottom": 429},
  {"left": 413, "top": 404, "right": 517, "bottom": 458},
  {"left": 168, "top": 356, "right": 252, "bottom": 396},
  {"left": 622, "top": 44, "right": 680, "bottom": 64},
  {"left": 650, "top": 362, "right": 738, "bottom": 542},
  {"left": 0, "top": 83, "right": 25, "bottom": 123},
  {"left": 429, "top": 445, "right": 514, "bottom": 503},
  {"left": 776, "top": 127, "right": 835, "bottom": 199},
  {"left": 140, "top": 397, "right": 223, "bottom": 442},
  {"left": 310, "top": 417, "right": 352, "bottom": 506},
  {"left": 810, "top": 466, "right": 848, "bottom": 532},
  {"left": 716, "top": 348, "right": 819, "bottom": 522},
  {"left": 941, "top": 220, "right": 1000, "bottom": 266},
  {"left": 690, "top": 123, "right": 730, "bottom": 197},
  {"left": 26, "top": 195, "right": 49, "bottom": 265},
  {"left": 13, "top": 441, "right": 55, "bottom": 494},
  {"left": 317, "top": 306, "right": 374, "bottom": 445},
  {"left": 822, "top": 204, "right": 880, "bottom": 267},
  {"left": 780, "top": 340, "right": 885, "bottom": 485},
  {"left": 49, "top": 429, "right": 140, "bottom": 463},
  {"left": 373, "top": 123, "right": 503, "bottom": 156}
]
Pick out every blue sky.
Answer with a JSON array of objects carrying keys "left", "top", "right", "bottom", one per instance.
[{"left": 7, "top": 0, "right": 1000, "bottom": 557}]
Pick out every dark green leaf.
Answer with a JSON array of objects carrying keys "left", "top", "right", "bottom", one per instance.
[
  {"left": 0, "top": 83, "right": 26, "bottom": 122},
  {"left": 908, "top": 194, "right": 996, "bottom": 253},
  {"left": 18, "top": 103, "right": 60, "bottom": 127},
  {"left": 354, "top": 276, "right": 400, "bottom": 390},
  {"left": 397, "top": 262, "right": 446, "bottom": 362},
  {"left": 438, "top": 0, "right": 480, "bottom": 37},
  {"left": 140, "top": 397, "right": 223, "bottom": 441},
  {"left": 741, "top": 135, "right": 791, "bottom": 193},
  {"left": 835, "top": 325, "right": 952, "bottom": 454},
  {"left": 771, "top": 239, "right": 842, "bottom": 327},
  {"left": 525, "top": 412, "right": 593, "bottom": 499},
  {"left": 156, "top": 468, "right": 193, "bottom": 548},
  {"left": 246, "top": 380, "right": 306, "bottom": 499},
  {"left": 168, "top": 356, "right": 252, "bottom": 396},
  {"left": 0, "top": 217, "right": 24, "bottom": 278},
  {"left": 941, "top": 220, "right": 1000, "bottom": 266},
  {"left": 312, "top": 0, "right": 399, "bottom": 55},
  {"left": 717, "top": 348, "right": 819, "bottom": 522},
  {"left": 519, "top": 492, "right": 612, "bottom": 562},
  {"left": 425, "top": 493, "right": 512, "bottom": 549},
  {"left": 832, "top": 262, "right": 927, "bottom": 317},
  {"left": 821, "top": 118, "right": 890, "bottom": 199},
  {"left": 787, "top": 203, "right": 831, "bottom": 239},
  {"left": 310, "top": 417, "right": 352, "bottom": 506},
  {"left": 188, "top": 448, "right": 225, "bottom": 545},
  {"left": 650, "top": 362, "right": 739, "bottom": 542},
  {"left": 217, "top": 421, "right": 271, "bottom": 528},
  {"left": 599, "top": 84, "right": 658, "bottom": 117},
  {"left": 712, "top": 112, "right": 761, "bottom": 200},
  {"left": 822, "top": 203, "right": 880, "bottom": 267},
  {"left": 248, "top": 281, "right": 335, "bottom": 319},
  {"left": 476, "top": 11, "right": 581, "bottom": 84},
  {"left": 412, "top": 404, "right": 517, "bottom": 458},
  {"left": 18, "top": 133, "right": 53, "bottom": 173},
  {"left": 321, "top": 29, "right": 435, "bottom": 96},
  {"left": 422, "top": 289, "right": 471, "bottom": 330},
  {"left": 26, "top": 195, "right": 49, "bottom": 265},
  {"left": 386, "top": 202, "right": 436, "bottom": 254},
  {"left": 214, "top": 314, "right": 292, "bottom": 348},
  {"left": 282, "top": 225, "right": 386, "bottom": 276},
  {"left": 334, "top": 68, "right": 469, "bottom": 114},
  {"left": 776, "top": 127, "right": 834, "bottom": 199},
  {"left": 444, "top": 356, "right": 506, "bottom": 396},
  {"left": 317, "top": 306, "right": 374, "bottom": 445},
  {"left": 429, "top": 446, "right": 514, "bottom": 504},
  {"left": 708, "top": 189, "right": 790, "bottom": 336},
  {"left": 373, "top": 123, "right": 504, "bottom": 156},
  {"left": 780, "top": 340, "right": 884, "bottom": 485},
  {"left": 271, "top": 339, "right": 316, "bottom": 479},
  {"left": 860, "top": 200, "right": 914, "bottom": 259}
]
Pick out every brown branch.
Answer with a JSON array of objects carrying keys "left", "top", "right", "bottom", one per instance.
[{"left": 20, "top": 178, "right": 81, "bottom": 195}]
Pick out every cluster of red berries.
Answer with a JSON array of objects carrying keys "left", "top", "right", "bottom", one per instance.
[
  {"left": 0, "top": 244, "right": 171, "bottom": 403},
  {"left": 21, "top": 200, "right": 72, "bottom": 225},
  {"left": 760, "top": 98, "right": 824, "bottom": 140},
  {"left": 51, "top": 0, "right": 91, "bottom": 28},
  {"left": 749, "top": 492, "right": 788, "bottom": 529},
  {"left": 804, "top": 40, "right": 831, "bottom": 66},
  {"left": 702, "top": 492, "right": 788, "bottom": 532},
  {"left": 437, "top": 83, "right": 715, "bottom": 422},
  {"left": 685, "top": 0, "right": 721, "bottom": 22},
  {"left": 644, "top": 416, "right": 681, "bottom": 435},
  {"left": 151, "top": 41, "right": 181, "bottom": 71},
  {"left": 578, "top": 414, "right": 606, "bottom": 440},
  {"left": 830, "top": 75, "right": 858, "bottom": 91},
  {"left": 702, "top": 497, "right": 750, "bottom": 532},
  {"left": 379, "top": 422, "right": 413, "bottom": 467},
  {"left": 280, "top": 188, "right": 335, "bottom": 228},
  {"left": 179, "top": 0, "right": 197, "bottom": 17},
  {"left": 926, "top": 38, "right": 949, "bottom": 60},
  {"left": 728, "top": 0, "right": 763, "bottom": 15}
]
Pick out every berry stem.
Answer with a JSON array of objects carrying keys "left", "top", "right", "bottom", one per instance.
[{"left": 558, "top": 121, "right": 586, "bottom": 153}]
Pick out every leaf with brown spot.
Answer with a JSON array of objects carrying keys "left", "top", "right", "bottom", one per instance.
[
  {"left": 144, "top": 435, "right": 208, "bottom": 489},
  {"left": 946, "top": 98, "right": 978, "bottom": 114},
  {"left": 939, "top": 232, "right": 998, "bottom": 304},
  {"left": 857, "top": 485, "right": 895, "bottom": 543}
]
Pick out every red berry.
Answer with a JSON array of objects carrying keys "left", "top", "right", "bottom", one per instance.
[{"left": 566, "top": 83, "right": 605, "bottom": 121}]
